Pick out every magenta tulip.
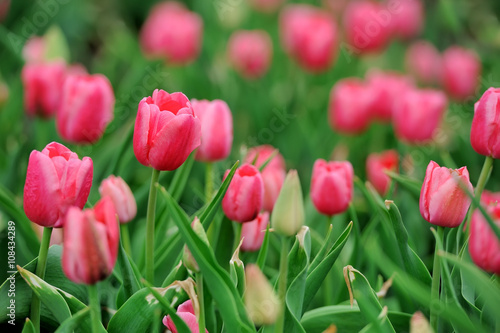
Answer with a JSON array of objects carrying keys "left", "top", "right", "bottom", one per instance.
[
  {"left": 470, "top": 87, "right": 500, "bottom": 159},
  {"left": 405, "top": 40, "right": 443, "bottom": 85},
  {"left": 391, "top": 0, "right": 423, "bottom": 40},
  {"left": 469, "top": 205, "right": 500, "bottom": 275},
  {"left": 99, "top": 175, "right": 137, "bottom": 223},
  {"left": 241, "top": 212, "right": 269, "bottom": 252},
  {"left": 366, "top": 150, "right": 398, "bottom": 196},
  {"left": 163, "top": 300, "right": 208, "bottom": 333},
  {"left": 227, "top": 30, "right": 273, "bottom": 79},
  {"left": 442, "top": 46, "right": 481, "bottom": 101}
]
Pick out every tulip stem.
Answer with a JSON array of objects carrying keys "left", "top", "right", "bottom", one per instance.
[
  {"left": 233, "top": 222, "right": 242, "bottom": 252},
  {"left": 88, "top": 284, "right": 101, "bottom": 333},
  {"left": 30, "top": 226, "right": 52, "bottom": 333},
  {"left": 430, "top": 226, "right": 444, "bottom": 331},
  {"left": 146, "top": 168, "right": 161, "bottom": 283},
  {"left": 205, "top": 162, "right": 213, "bottom": 202},
  {"left": 275, "top": 237, "right": 290, "bottom": 333},
  {"left": 324, "top": 216, "right": 333, "bottom": 305},
  {"left": 196, "top": 273, "right": 206, "bottom": 333},
  {"left": 120, "top": 224, "right": 132, "bottom": 257}
]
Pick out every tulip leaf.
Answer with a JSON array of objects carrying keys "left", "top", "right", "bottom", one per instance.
[
  {"left": 168, "top": 152, "right": 195, "bottom": 201},
  {"left": 256, "top": 223, "right": 271, "bottom": 270},
  {"left": 303, "top": 222, "right": 352, "bottom": 311},
  {"left": 116, "top": 239, "right": 142, "bottom": 302},
  {"left": 21, "top": 318, "right": 36, "bottom": 333},
  {"left": 385, "top": 171, "right": 422, "bottom": 199},
  {"left": 53, "top": 308, "right": 90, "bottom": 333}
]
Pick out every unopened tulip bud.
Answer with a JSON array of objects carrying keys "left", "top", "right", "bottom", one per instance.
[
  {"left": 271, "top": 170, "right": 304, "bottom": 236},
  {"left": 469, "top": 205, "right": 500, "bottom": 275},
  {"left": 99, "top": 175, "right": 137, "bottom": 223},
  {"left": 470, "top": 87, "right": 500, "bottom": 159},
  {"left": 366, "top": 150, "right": 398, "bottom": 196},
  {"left": 183, "top": 217, "right": 209, "bottom": 273},
  {"left": 410, "top": 311, "right": 433, "bottom": 333},
  {"left": 241, "top": 212, "right": 269, "bottom": 252},
  {"left": 245, "top": 264, "right": 279, "bottom": 326}
]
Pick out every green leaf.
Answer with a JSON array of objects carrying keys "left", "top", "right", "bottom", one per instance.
[
  {"left": 54, "top": 308, "right": 90, "bottom": 333},
  {"left": 116, "top": 240, "right": 142, "bottom": 301},
  {"left": 168, "top": 153, "right": 195, "bottom": 201},
  {"left": 256, "top": 223, "right": 271, "bottom": 270},
  {"left": 385, "top": 171, "right": 422, "bottom": 199},
  {"left": 21, "top": 318, "right": 36, "bottom": 333},
  {"left": 43, "top": 25, "right": 70, "bottom": 62}
]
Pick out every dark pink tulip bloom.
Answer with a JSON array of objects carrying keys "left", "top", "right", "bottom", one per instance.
[
  {"left": 163, "top": 300, "right": 208, "bottom": 333},
  {"left": 469, "top": 205, "right": 500, "bottom": 275},
  {"left": 470, "top": 87, "right": 500, "bottom": 158},
  {"left": 366, "top": 150, "right": 398, "bottom": 196},
  {"left": 405, "top": 40, "right": 443, "bottom": 85},
  {"left": 442, "top": 46, "right": 481, "bottom": 101},
  {"left": 99, "top": 175, "right": 137, "bottom": 224},
  {"left": 227, "top": 30, "right": 273, "bottom": 79},
  {"left": 241, "top": 212, "right": 269, "bottom": 252},
  {"left": 391, "top": 0, "right": 423, "bottom": 40}
]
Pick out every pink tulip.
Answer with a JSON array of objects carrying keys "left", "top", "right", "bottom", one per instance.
[
  {"left": 280, "top": 5, "right": 338, "bottom": 72},
  {"left": 56, "top": 73, "right": 115, "bottom": 144},
  {"left": 366, "top": 150, "right": 398, "bottom": 196},
  {"left": 248, "top": 0, "right": 284, "bottom": 13},
  {"left": 405, "top": 40, "right": 443, "bottom": 85},
  {"left": 133, "top": 89, "right": 201, "bottom": 171},
  {"left": 343, "top": 0, "right": 392, "bottom": 54},
  {"left": 470, "top": 87, "right": 500, "bottom": 159},
  {"left": 391, "top": 0, "right": 423, "bottom": 39},
  {"left": 392, "top": 88, "right": 447, "bottom": 144},
  {"left": 244, "top": 145, "right": 286, "bottom": 212},
  {"left": 328, "top": 78, "right": 373, "bottom": 134},
  {"left": 191, "top": 99, "right": 233, "bottom": 162},
  {"left": 419, "top": 161, "right": 473, "bottom": 228},
  {"left": 22, "top": 37, "right": 46, "bottom": 63},
  {"left": 481, "top": 190, "right": 500, "bottom": 206},
  {"left": 62, "top": 196, "right": 119, "bottom": 285},
  {"left": 21, "top": 60, "right": 66, "bottom": 118},
  {"left": 241, "top": 212, "right": 269, "bottom": 252},
  {"left": 99, "top": 176, "right": 137, "bottom": 223},
  {"left": 222, "top": 164, "right": 264, "bottom": 223},
  {"left": 140, "top": 1, "right": 203, "bottom": 64},
  {"left": 366, "top": 70, "right": 414, "bottom": 122},
  {"left": 163, "top": 300, "right": 208, "bottom": 333},
  {"left": 310, "top": 159, "right": 354, "bottom": 216},
  {"left": 227, "top": 30, "right": 273, "bottom": 79},
  {"left": 23, "top": 142, "right": 93, "bottom": 228},
  {"left": 442, "top": 46, "right": 481, "bottom": 101},
  {"left": 469, "top": 205, "right": 500, "bottom": 275}
]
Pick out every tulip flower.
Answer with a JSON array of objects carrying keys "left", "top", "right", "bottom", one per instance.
[
  {"left": 366, "top": 150, "right": 398, "bottom": 196},
  {"left": 21, "top": 60, "right": 66, "bottom": 118},
  {"left": 244, "top": 145, "right": 286, "bottom": 212},
  {"left": 469, "top": 205, "right": 500, "bottom": 275},
  {"left": 191, "top": 99, "right": 233, "bottom": 162},
  {"left": 470, "top": 87, "right": 500, "bottom": 159},
  {"left": 248, "top": 0, "right": 284, "bottom": 13},
  {"left": 410, "top": 312, "right": 432, "bottom": 333},
  {"left": 62, "top": 196, "right": 119, "bottom": 284},
  {"left": 57, "top": 73, "right": 115, "bottom": 144},
  {"left": 23, "top": 142, "right": 93, "bottom": 228},
  {"left": 280, "top": 5, "right": 338, "bottom": 72},
  {"left": 140, "top": 1, "right": 203, "bottom": 64},
  {"left": 271, "top": 170, "right": 304, "bottom": 236},
  {"left": 405, "top": 40, "right": 443, "bottom": 85},
  {"left": 222, "top": 164, "right": 264, "bottom": 223},
  {"left": 133, "top": 89, "right": 201, "bottom": 171},
  {"left": 328, "top": 78, "right": 373, "bottom": 134},
  {"left": 241, "top": 212, "right": 269, "bottom": 252},
  {"left": 392, "top": 88, "right": 447, "bottom": 144},
  {"left": 227, "top": 30, "right": 273, "bottom": 79},
  {"left": 481, "top": 190, "right": 500, "bottom": 206},
  {"left": 442, "top": 46, "right": 481, "bottom": 101},
  {"left": 391, "top": 0, "right": 423, "bottom": 40},
  {"left": 419, "top": 161, "right": 473, "bottom": 228},
  {"left": 310, "top": 159, "right": 354, "bottom": 216},
  {"left": 163, "top": 300, "right": 208, "bottom": 333},
  {"left": 99, "top": 175, "right": 137, "bottom": 223},
  {"left": 244, "top": 264, "right": 279, "bottom": 326}
]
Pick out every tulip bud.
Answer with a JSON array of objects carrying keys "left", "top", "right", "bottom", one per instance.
[
  {"left": 222, "top": 164, "right": 264, "bottom": 223},
  {"left": 191, "top": 99, "right": 233, "bottom": 162},
  {"left": 470, "top": 87, "right": 500, "bottom": 159},
  {"left": 248, "top": 0, "right": 284, "bottom": 13},
  {"left": 57, "top": 73, "right": 115, "bottom": 144},
  {"left": 469, "top": 205, "right": 500, "bottom": 275},
  {"left": 311, "top": 159, "right": 354, "bottom": 216},
  {"left": 392, "top": 88, "right": 447, "bottom": 144},
  {"left": 271, "top": 170, "right": 304, "bottom": 236},
  {"left": 62, "top": 196, "right": 119, "bottom": 284},
  {"left": 405, "top": 40, "right": 443, "bottom": 86},
  {"left": 133, "top": 89, "right": 201, "bottom": 171},
  {"left": 244, "top": 264, "right": 279, "bottom": 326},
  {"left": 410, "top": 311, "right": 433, "bottom": 333},
  {"left": 163, "top": 300, "right": 208, "bottom": 333},
  {"left": 366, "top": 150, "right": 398, "bottom": 196},
  {"left": 23, "top": 142, "right": 93, "bottom": 228},
  {"left": 419, "top": 161, "right": 473, "bottom": 228},
  {"left": 328, "top": 78, "right": 373, "bottom": 134},
  {"left": 183, "top": 217, "right": 209, "bottom": 273},
  {"left": 99, "top": 175, "right": 137, "bottom": 223},
  {"left": 227, "top": 30, "right": 273, "bottom": 79},
  {"left": 391, "top": 0, "right": 423, "bottom": 40},
  {"left": 241, "top": 212, "right": 269, "bottom": 252},
  {"left": 442, "top": 46, "right": 481, "bottom": 101},
  {"left": 140, "top": 2, "right": 203, "bottom": 65}
]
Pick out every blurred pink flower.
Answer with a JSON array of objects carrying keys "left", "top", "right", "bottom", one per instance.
[
  {"left": 405, "top": 40, "right": 443, "bottom": 85},
  {"left": 227, "top": 30, "right": 273, "bottom": 79},
  {"left": 442, "top": 46, "right": 481, "bottom": 101}
]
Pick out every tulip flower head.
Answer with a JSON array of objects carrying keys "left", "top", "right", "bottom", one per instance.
[
  {"left": 241, "top": 212, "right": 269, "bottom": 252},
  {"left": 99, "top": 175, "right": 137, "bottom": 223},
  {"left": 244, "top": 264, "right": 279, "bottom": 326},
  {"left": 271, "top": 170, "right": 304, "bottom": 236},
  {"left": 227, "top": 30, "right": 273, "bottom": 79},
  {"left": 163, "top": 300, "right": 208, "bottom": 333},
  {"left": 470, "top": 87, "right": 500, "bottom": 159},
  {"left": 469, "top": 205, "right": 500, "bottom": 275},
  {"left": 405, "top": 40, "right": 443, "bottom": 85},
  {"left": 391, "top": 0, "right": 423, "bottom": 40},
  {"left": 442, "top": 46, "right": 481, "bottom": 101},
  {"left": 366, "top": 150, "right": 399, "bottom": 196}
]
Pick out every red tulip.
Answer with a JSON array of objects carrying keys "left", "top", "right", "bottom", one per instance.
[
  {"left": 469, "top": 205, "right": 500, "bottom": 275},
  {"left": 57, "top": 73, "right": 115, "bottom": 144},
  {"left": 405, "top": 40, "right": 442, "bottom": 85},
  {"left": 248, "top": 0, "right": 284, "bottom": 13},
  {"left": 280, "top": 5, "right": 338, "bottom": 72},
  {"left": 241, "top": 212, "right": 269, "bottom": 252},
  {"left": 192, "top": 99, "right": 233, "bottom": 162},
  {"left": 366, "top": 150, "right": 398, "bottom": 196},
  {"left": 391, "top": 0, "right": 423, "bottom": 40},
  {"left": 328, "top": 78, "right": 373, "bottom": 134},
  {"left": 140, "top": 1, "right": 203, "bottom": 64},
  {"left": 23, "top": 142, "right": 93, "bottom": 228},
  {"left": 392, "top": 88, "right": 447, "bottom": 144},
  {"left": 62, "top": 196, "right": 119, "bottom": 284},
  {"left": 442, "top": 46, "right": 481, "bottom": 101},
  {"left": 133, "top": 89, "right": 201, "bottom": 171},
  {"left": 419, "top": 161, "right": 473, "bottom": 228},
  {"left": 310, "top": 159, "right": 354, "bottom": 216},
  {"left": 222, "top": 164, "right": 264, "bottom": 223},
  {"left": 227, "top": 30, "right": 273, "bottom": 79},
  {"left": 99, "top": 176, "right": 137, "bottom": 223},
  {"left": 163, "top": 300, "right": 208, "bottom": 333},
  {"left": 470, "top": 87, "right": 500, "bottom": 159}
]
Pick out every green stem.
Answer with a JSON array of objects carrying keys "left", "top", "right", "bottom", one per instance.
[
  {"left": 88, "top": 284, "right": 101, "bottom": 333},
  {"left": 30, "top": 227, "right": 53, "bottom": 333},
  {"left": 275, "top": 237, "right": 289, "bottom": 333},
  {"left": 232, "top": 222, "right": 243, "bottom": 252},
  {"left": 324, "top": 216, "right": 333, "bottom": 305},
  {"left": 146, "top": 168, "right": 161, "bottom": 283},
  {"left": 205, "top": 162, "right": 213, "bottom": 202},
  {"left": 120, "top": 224, "right": 132, "bottom": 257},
  {"left": 430, "top": 226, "right": 444, "bottom": 331},
  {"left": 196, "top": 273, "right": 206, "bottom": 333}
]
